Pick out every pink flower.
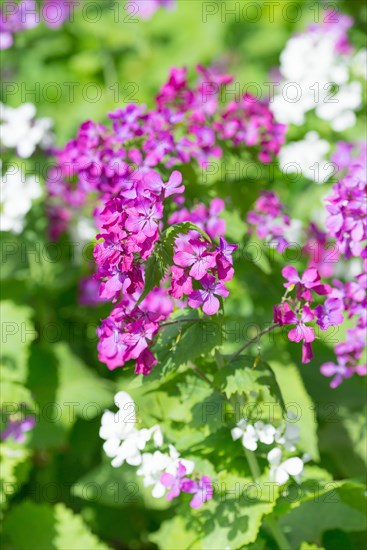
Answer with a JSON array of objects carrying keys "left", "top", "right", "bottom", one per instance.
[
  {"left": 284, "top": 306, "right": 316, "bottom": 344},
  {"left": 160, "top": 462, "right": 189, "bottom": 501},
  {"left": 135, "top": 349, "right": 158, "bottom": 376},
  {"left": 170, "top": 266, "right": 193, "bottom": 298},
  {"left": 187, "top": 476, "right": 213, "bottom": 509},
  {"left": 188, "top": 274, "right": 229, "bottom": 315},
  {"left": 282, "top": 266, "right": 331, "bottom": 300},
  {"left": 144, "top": 170, "right": 184, "bottom": 198},
  {"left": 126, "top": 200, "right": 163, "bottom": 238},
  {"left": 174, "top": 239, "right": 216, "bottom": 281}
]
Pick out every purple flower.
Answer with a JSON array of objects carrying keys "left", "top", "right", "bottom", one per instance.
[
  {"left": 126, "top": 199, "right": 163, "bottom": 238},
  {"left": 315, "top": 298, "right": 344, "bottom": 331},
  {"left": 188, "top": 274, "right": 229, "bottom": 315},
  {"left": 144, "top": 170, "right": 184, "bottom": 198},
  {"left": 1, "top": 416, "right": 36, "bottom": 443},
  {"left": 174, "top": 239, "right": 216, "bottom": 281},
  {"left": 135, "top": 349, "right": 158, "bottom": 377},
  {"left": 282, "top": 266, "right": 331, "bottom": 297},
  {"left": 284, "top": 306, "right": 316, "bottom": 344},
  {"left": 185, "top": 476, "right": 213, "bottom": 509},
  {"left": 320, "top": 359, "right": 354, "bottom": 388},
  {"left": 160, "top": 462, "right": 188, "bottom": 501}
]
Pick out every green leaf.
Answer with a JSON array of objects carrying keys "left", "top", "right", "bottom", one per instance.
[
  {"left": 54, "top": 343, "right": 114, "bottom": 426},
  {"left": 154, "top": 317, "right": 222, "bottom": 378},
  {"left": 215, "top": 357, "right": 284, "bottom": 410},
  {"left": 137, "top": 222, "right": 211, "bottom": 305},
  {"left": 0, "top": 443, "right": 31, "bottom": 510},
  {"left": 72, "top": 462, "right": 170, "bottom": 511},
  {"left": 3, "top": 500, "right": 111, "bottom": 550},
  {"left": 0, "top": 380, "right": 36, "bottom": 410},
  {"left": 279, "top": 484, "right": 367, "bottom": 549},
  {"left": 0, "top": 301, "right": 36, "bottom": 383},
  {"left": 149, "top": 515, "right": 202, "bottom": 550},
  {"left": 269, "top": 359, "right": 319, "bottom": 460}
]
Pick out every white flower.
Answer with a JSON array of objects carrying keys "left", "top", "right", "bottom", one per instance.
[
  {"left": 231, "top": 419, "right": 258, "bottom": 451},
  {"left": 164, "top": 444, "right": 195, "bottom": 476},
  {"left": 0, "top": 102, "right": 53, "bottom": 158},
  {"left": 279, "top": 132, "right": 332, "bottom": 183},
  {"left": 136, "top": 451, "right": 171, "bottom": 498},
  {"left": 231, "top": 419, "right": 276, "bottom": 451},
  {"left": 316, "top": 81, "right": 362, "bottom": 131},
  {"left": 275, "top": 422, "right": 300, "bottom": 452},
  {"left": 267, "top": 447, "right": 304, "bottom": 485},
  {"left": 254, "top": 421, "right": 276, "bottom": 445},
  {"left": 271, "top": 27, "right": 361, "bottom": 131},
  {"left": 1, "top": 163, "right": 42, "bottom": 233},
  {"left": 100, "top": 391, "right": 165, "bottom": 469},
  {"left": 136, "top": 445, "right": 195, "bottom": 499}
]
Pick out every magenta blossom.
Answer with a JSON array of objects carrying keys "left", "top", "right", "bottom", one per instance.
[
  {"left": 282, "top": 266, "right": 331, "bottom": 297},
  {"left": 188, "top": 274, "right": 229, "bottom": 315},
  {"left": 144, "top": 170, "right": 184, "bottom": 198},
  {"left": 186, "top": 476, "right": 214, "bottom": 509},
  {"left": 160, "top": 462, "right": 189, "bottom": 501},
  {"left": 284, "top": 306, "right": 316, "bottom": 344},
  {"left": 126, "top": 199, "right": 163, "bottom": 238},
  {"left": 174, "top": 239, "right": 216, "bottom": 281},
  {"left": 135, "top": 348, "right": 158, "bottom": 376}
]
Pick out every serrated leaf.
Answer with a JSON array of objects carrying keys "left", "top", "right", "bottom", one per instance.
[
  {"left": 154, "top": 318, "right": 222, "bottom": 378},
  {"left": 215, "top": 357, "right": 284, "bottom": 410},
  {"left": 2, "top": 500, "right": 110, "bottom": 550}
]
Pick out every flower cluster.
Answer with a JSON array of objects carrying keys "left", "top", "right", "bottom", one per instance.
[
  {"left": 231, "top": 417, "right": 306, "bottom": 485},
  {"left": 325, "top": 142, "right": 367, "bottom": 259},
  {"left": 0, "top": 102, "right": 53, "bottom": 158},
  {"left": 1, "top": 160, "right": 42, "bottom": 234},
  {"left": 95, "top": 168, "right": 237, "bottom": 374},
  {"left": 247, "top": 191, "right": 295, "bottom": 252},
  {"left": 271, "top": 11, "right": 364, "bottom": 131},
  {"left": 279, "top": 131, "right": 333, "bottom": 184},
  {"left": 274, "top": 266, "right": 343, "bottom": 364},
  {"left": 46, "top": 65, "right": 285, "bottom": 237},
  {"left": 0, "top": 0, "right": 76, "bottom": 49},
  {"left": 320, "top": 272, "right": 367, "bottom": 388},
  {"left": 100, "top": 391, "right": 213, "bottom": 508}
]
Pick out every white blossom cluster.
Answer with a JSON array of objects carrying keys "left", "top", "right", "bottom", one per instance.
[
  {"left": 100, "top": 391, "right": 194, "bottom": 498},
  {"left": 0, "top": 103, "right": 53, "bottom": 158},
  {"left": 0, "top": 161, "right": 42, "bottom": 233},
  {"left": 279, "top": 131, "right": 333, "bottom": 184},
  {"left": 231, "top": 417, "right": 308, "bottom": 485},
  {"left": 271, "top": 26, "right": 365, "bottom": 131}
]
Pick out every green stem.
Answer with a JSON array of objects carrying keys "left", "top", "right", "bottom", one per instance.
[
  {"left": 244, "top": 449, "right": 292, "bottom": 550},
  {"left": 265, "top": 517, "right": 292, "bottom": 550},
  {"left": 229, "top": 324, "right": 278, "bottom": 363}
]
